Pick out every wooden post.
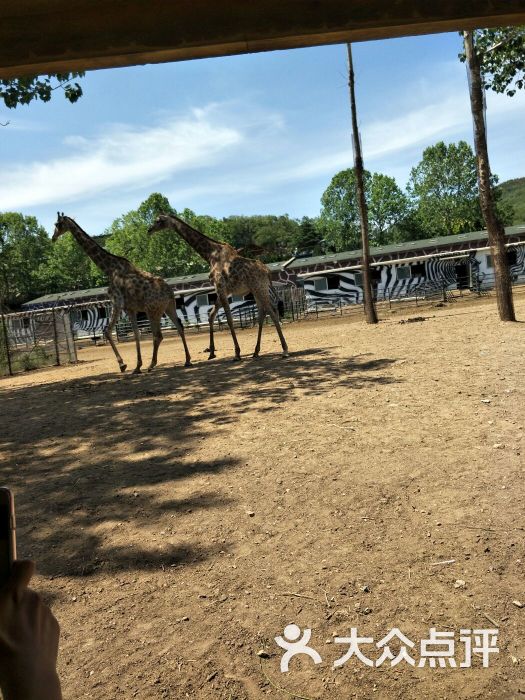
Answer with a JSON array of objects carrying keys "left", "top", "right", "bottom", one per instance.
[
  {"left": 1, "top": 307, "right": 13, "bottom": 376},
  {"left": 463, "top": 31, "right": 516, "bottom": 322},
  {"left": 347, "top": 43, "right": 378, "bottom": 324},
  {"left": 51, "top": 307, "right": 60, "bottom": 365}
]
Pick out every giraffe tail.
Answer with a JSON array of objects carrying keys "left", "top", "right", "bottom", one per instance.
[{"left": 269, "top": 279, "right": 284, "bottom": 319}]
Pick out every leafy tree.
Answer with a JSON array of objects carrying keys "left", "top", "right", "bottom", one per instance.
[
  {"left": 408, "top": 141, "right": 484, "bottom": 237},
  {"left": 104, "top": 194, "right": 220, "bottom": 277},
  {"left": 1, "top": 74, "right": 83, "bottom": 110},
  {"left": 294, "top": 216, "right": 324, "bottom": 256},
  {"left": 460, "top": 27, "right": 525, "bottom": 97},
  {"left": 221, "top": 215, "right": 300, "bottom": 261},
  {"left": 41, "top": 234, "right": 100, "bottom": 294},
  {"left": 250, "top": 215, "right": 299, "bottom": 261},
  {"left": 0, "top": 213, "right": 51, "bottom": 307},
  {"left": 367, "top": 174, "right": 411, "bottom": 245},
  {"left": 320, "top": 169, "right": 411, "bottom": 251},
  {"left": 320, "top": 169, "right": 364, "bottom": 251}
]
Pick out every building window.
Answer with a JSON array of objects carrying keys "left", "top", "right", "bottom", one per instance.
[
  {"left": 313, "top": 277, "right": 328, "bottom": 291},
  {"left": 22, "top": 317, "right": 31, "bottom": 328},
  {"left": 231, "top": 294, "right": 244, "bottom": 303},
  {"left": 326, "top": 275, "right": 339, "bottom": 289},
  {"left": 411, "top": 262, "right": 425, "bottom": 277},
  {"left": 353, "top": 272, "right": 363, "bottom": 286},
  {"left": 486, "top": 254, "right": 493, "bottom": 269},
  {"left": 507, "top": 249, "right": 517, "bottom": 266},
  {"left": 81, "top": 309, "right": 89, "bottom": 321},
  {"left": 98, "top": 306, "right": 107, "bottom": 319},
  {"left": 196, "top": 293, "right": 209, "bottom": 307},
  {"left": 397, "top": 266, "right": 411, "bottom": 280}
]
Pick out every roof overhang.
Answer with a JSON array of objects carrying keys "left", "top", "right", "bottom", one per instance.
[{"left": 2, "top": 1, "right": 525, "bottom": 79}]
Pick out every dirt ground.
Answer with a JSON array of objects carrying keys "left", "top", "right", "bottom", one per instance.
[{"left": 1, "top": 295, "right": 524, "bottom": 700}]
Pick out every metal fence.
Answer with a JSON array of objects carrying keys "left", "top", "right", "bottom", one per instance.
[
  {"left": 304, "top": 272, "right": 525, "bottom": 319},
  {"left": 1, "top": 307, "right": 77, "bottom": 377},
  {"left": 113, "top": 286, "right": 308, "bottom": 342}
]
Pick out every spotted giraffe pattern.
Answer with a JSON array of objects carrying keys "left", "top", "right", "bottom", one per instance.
[
  {"left": 52, "top": 213, "right": 192, "bottom": 373},
  {"left": 148, "top": 213, "right": 289, "bottom": 359}
]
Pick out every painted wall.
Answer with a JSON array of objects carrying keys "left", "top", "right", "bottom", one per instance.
[{"left": 302, "top": 245, "right": 525, "bottom": 308}]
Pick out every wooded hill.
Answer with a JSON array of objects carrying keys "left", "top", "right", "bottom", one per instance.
[{"left": 498, "top": 177, "right": 525, "bottom": 224}]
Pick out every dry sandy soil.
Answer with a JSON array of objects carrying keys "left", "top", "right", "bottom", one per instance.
[{"left": 1, "top": 295, "right": 524, "bottom": 699}]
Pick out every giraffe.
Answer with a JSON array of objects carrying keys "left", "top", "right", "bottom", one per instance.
[
  {"left": 52, "top": 213, "right": 192, "bottom": 373},
  {"left": 148, "top": 213, "right": 289, "bottom": 360}
]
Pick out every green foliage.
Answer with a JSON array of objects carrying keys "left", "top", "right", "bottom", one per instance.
[
  {"left": 1, "top": 74, "right": 84, "bottom": 109},
  {"left": 40, "top": 234, "right": 100, "bottom": 293},
  {"left": 459, "top": 27, "right": 525, "bottom": 97},
  {"left": 367, "top": 173, "right": 411, "bottom": 245},
  {"left": 407, "top": 141, "right": 513, "bottom": 237},
  {"left": 319, "top": 169, "right": 411, "bottom": 251},
  {"left": 0, "top": 213, "right": 51, "bottom": 306},
  {"left": 294, "top": 217, "right": 324, "bottom": 255},
  {"left": 222, "top": 215, "right": 301, "bottom": 261},
  {"left": 407, "top": 141, "right": 483, "bottom": 237},
  {"left": 104, "top": 194, "right": 211, "bottom": 277},
  {"left": 497, "top": 177, "right": 525, "bottom": 224}
]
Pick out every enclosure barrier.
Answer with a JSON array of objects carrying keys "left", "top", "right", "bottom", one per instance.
[{"left": 1, "top": 306, "right": 77, "bottom": 377}]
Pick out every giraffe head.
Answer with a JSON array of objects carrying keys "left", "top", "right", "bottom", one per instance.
[
  {"left": 148, "top": 213, "right": 173, "bottom": 235},
  {"left": 52, "top": 212, "right": 72, "bottom": 242}
]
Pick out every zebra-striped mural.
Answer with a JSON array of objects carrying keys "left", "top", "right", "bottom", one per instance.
[
  {"left": 302, "top": 245, "right": 525, "bottom": 308},
  {"left": 68, "top": 290, "right": 281, "bottom": 338},
  {"left": 69, "top": 305, "right": 111, "bottom": 337}
]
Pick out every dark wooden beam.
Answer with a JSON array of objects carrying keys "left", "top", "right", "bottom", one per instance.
[{"left": 1, "top": 0, "right": 525, "bottom": 78}]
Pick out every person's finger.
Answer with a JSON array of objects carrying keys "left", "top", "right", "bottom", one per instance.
[{"left": 7, "top": 560, "right": 35, "bottom": 602}]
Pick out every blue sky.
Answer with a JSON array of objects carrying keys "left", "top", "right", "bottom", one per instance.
[{"left": 1, "top": 31, "right": 524, "bottom": 234}]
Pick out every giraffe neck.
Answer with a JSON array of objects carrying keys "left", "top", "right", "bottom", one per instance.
[
  {"left": 166, "top": 215, "right": 223, "bottom": 262},
  {"left": 64, "top": 218, "right": 120, "bottom": 276}
]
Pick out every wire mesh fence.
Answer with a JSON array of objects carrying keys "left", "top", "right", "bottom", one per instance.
[{"left": 0, "top": 307, "right": 77, "bottom": 377}]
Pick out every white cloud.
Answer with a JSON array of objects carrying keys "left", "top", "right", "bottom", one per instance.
[
  {"left": 252, "top": 85, "right": 525, "bottom": 190},
  {"left": 0, "top": 106, "right": 243, "bottom": 209}
]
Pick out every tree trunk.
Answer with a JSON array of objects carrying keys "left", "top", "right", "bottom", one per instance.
[
  {"left": 347, "top": 43, "right": 378, "bottom": 325},
  {"left": 463, "top": 31, "right": 516, "bottom": 322}
]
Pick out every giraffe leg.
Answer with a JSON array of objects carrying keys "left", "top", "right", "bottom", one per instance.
[
  {"left": 147, "top": 315, "right": 163, "bottom": 372},
  {"left": 252, "top": 305, "right": 265, "bottom": 358},
  {"left": 129, "top": 312, "right": 143, "bottom": 374},
  {"left": 104, "top": 304, "right": 127, "bottom": 372},
  {"left": 207, "top": 298, "right": 222, "bottom": 360},
  {"left": 165, "top": 301, "right": 192, "bottom": 367},
  {"left": 220, "top": 293, "right": 241, "bottom": 360},
  {"left": 267, "top": 304, "right": 289, "bottom": 357}
]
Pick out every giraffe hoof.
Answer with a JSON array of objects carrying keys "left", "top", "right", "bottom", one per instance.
[
  {"left": 232, "top": 355, "right": 242, "bottom": 362},
  {"left": 184, "top": 361, "right": 192, "bottom": 368},
  {"left": 120, "top": 364, "right": 127, "bottom": 373},
  {"left": 252, "top": 353, "right": 259, "bottom": 359},
  {"left": 132, "top": 368, "right": 142, "bottom": 375},
  {"left": 282, "top": 352, "right": 290, "bottom": 358},
  {"left": 147, "top": 366, "right": 155, "bottom": 372},
  {"left": 207, "top": 354, "right": 216, "bottom": 360}
]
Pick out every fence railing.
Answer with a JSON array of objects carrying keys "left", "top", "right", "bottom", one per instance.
[{"left": 1, "top": 307, "right": 77, "bottom": 377}]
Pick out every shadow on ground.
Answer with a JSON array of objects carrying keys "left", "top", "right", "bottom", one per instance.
[{"left": 0, "top": 348, "right": 398, "bottom": 577}]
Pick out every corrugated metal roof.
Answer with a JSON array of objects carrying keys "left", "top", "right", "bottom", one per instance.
[{"left": 287, "top": 225, "right": 525, "bottom": 269}]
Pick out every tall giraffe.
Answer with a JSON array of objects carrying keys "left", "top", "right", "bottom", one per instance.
[
  {"left": 52, "top": 213, "right": 192, "bottom": 373},
  {"left": 148, "top": 213, "right": 289, "bottom": 360}
]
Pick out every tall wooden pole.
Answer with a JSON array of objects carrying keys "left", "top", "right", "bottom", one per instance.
[
  {"left": 463, "top": 31, "right": 516, "bottom": 322},
  {"left": 347, "top": 43, "right": 378, "bottom": 324}
]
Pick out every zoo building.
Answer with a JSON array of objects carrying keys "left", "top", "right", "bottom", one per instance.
[{"left": 17, "top": 223, "right": 525, "bottom": 341}]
